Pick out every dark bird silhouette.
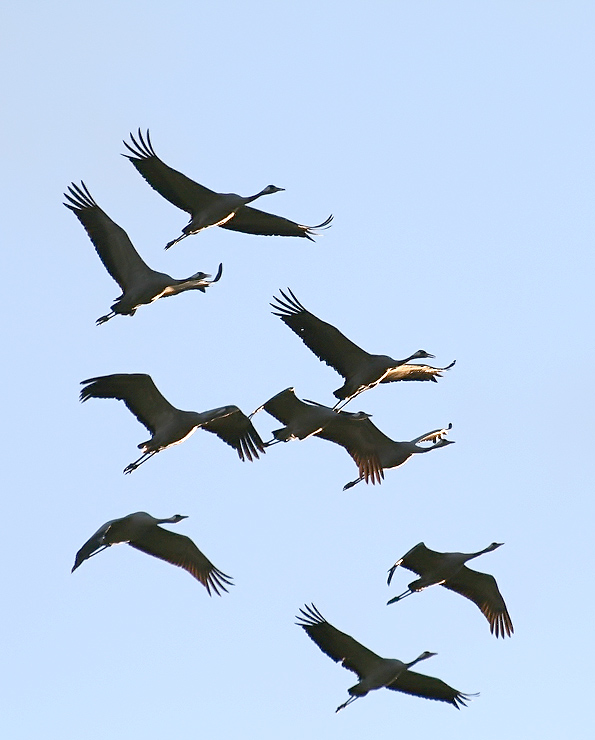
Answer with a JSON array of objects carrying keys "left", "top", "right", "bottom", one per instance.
[
  {"left": 72, "top": 511, "right": 232, "bottom": 595},
  {"left": 80, "top": 374, "right": 265, "bottom": 473},
  {"left": 387, "top": 542, "right": 513, "bottom": 638},
  {"left": 252, "top": 386, "right": 371, "bottom": 445},
  {"left": 123, "top": 130, "right": 333, "bottom": 249},
  {"left": 297, "top": 604, "right": 475, "bottom": 712},
  {"left": 258, "top": 388, "right": 453, "bottom": 489},
  {"left": 64, "top": 182, "right": 222, "bottom": 324},
  {"left": 271, "top": 289, "right": 454, "bottom": 409}
]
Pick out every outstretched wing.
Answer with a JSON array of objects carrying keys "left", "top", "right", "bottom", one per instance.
[
  {"left": 387, "top": 669, "right": 475, "bottom": 708},
  {"left": 223, "top": 210, "right": 333, "bottom": 240},
  {"left": 64, "top": 182, "right": 152, "bottom": 291},
  {"left": 443, "top": 567, "right": 514, "bottom": 638},
  {"left": 200, "top": 406, "right": 266, "bottom": 461},
  {"left": 387, "top": 542, "right": 447, "bottom": 585},
  {"left": 129, "top": 527, "right": 233, "bottom": 595},
  {"left": 317, "top": 415, "right": 387, "bottom": 484},
  {"left": 261, "top": 387, "right": 313, "bottom": 425},
  {"left": 381, "top": 360, "right": 456, "bottom": 384},
  {"left": 123, "top": 129, "right": 217, "bottom": 216},
  {"left": 80, "top": 374, "right": 177, "bottom": 435},
  {"left": 296, "top": 604, "right": 382, "bottom": 678},
  {"left": 271, "top": 289, "right": 370, "bottom": 380},
  {"left": 71, "top": 519, "right": 116, "bottom": 572},
  {"left": 411, "top": 424, "right": 453, "bottom": 445}
]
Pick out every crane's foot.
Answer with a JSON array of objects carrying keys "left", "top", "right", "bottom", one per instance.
[
  {"left": 343, "top": 477, "right": 363, "bottom": 491},
  {"left": 96, "top": 312, "right": 115, "bottom": 325}
]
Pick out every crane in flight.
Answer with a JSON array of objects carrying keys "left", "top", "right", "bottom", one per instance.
[
  {"left": 80, "top": 373, "right": 265, "bottom": 473},
  {"left": 258, "top": 388, "right": 453, "bottom": 489},
  {"left": 123, "top": 130, "right": 332, "bottom": 249},
  {"left": 387, "top": 542, "right": 513, "bottom": 638},
  {"left": 297, "top": 604, "right": 475, "bottom": 712},
  {"left": 271, "top": 289, "right": 454, "bottom": 409},
  {"left": 72, "top": 511, "right": 232, "bottom": 595},
  {"left": 64, "top": 182, "right": 222, "bottom": 325}
]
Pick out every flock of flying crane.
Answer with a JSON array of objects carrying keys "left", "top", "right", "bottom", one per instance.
[{"left": 66, "top": 129, "right": 513, "bottom": 715}]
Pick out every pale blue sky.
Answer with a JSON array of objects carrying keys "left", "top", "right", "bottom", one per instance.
[{"left": 3, "top": 2, "right": 594, "bottom": 738}]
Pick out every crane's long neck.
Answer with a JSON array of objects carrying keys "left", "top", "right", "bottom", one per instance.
[
  {"left": 465, "top": 543, "right": 501, "bottom": 561},
  {"left": 406, "top": 652, "right": 435, "bottom": 669},
  {"left": 245, "top": 187, "right": 275, "bottom": 204},
  {"left": 399, "top": 352, "right": 426, "bottom": 364},
  {"left": 157, "top": 515, "right": 186, "bottom": 525}
]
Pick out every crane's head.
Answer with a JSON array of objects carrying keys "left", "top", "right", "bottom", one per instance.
[
  {"left": 415, "top": 651, "right": 437, "bottom": 663},
  {"left": 486, "top": 542, "right": 504, "bottom": 551},
  {"left": 412, "top": 350, "right": 435, "bottom": 360},
  {"left": 170, "top": 514, "right": 188, "bottom": 523}
]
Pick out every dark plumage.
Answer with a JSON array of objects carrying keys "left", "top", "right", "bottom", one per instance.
[
  {"left": 271, "top": 289, "right": 454, "bottom": 408},
  {"left": 64, "top": 182, "right": 222, "bottom": 324},
  {"left": 72, "top": 512, "right": 232, "bottom": 595},
  {"left": 297, "top": 604, "right": 475, "bottom": 712},
  {"left": 387, "top": 542, "right": 513, "bottom": 638},
  {"left": 80, "top": 373, "right": 265, "bottom": 473},
  {"left": 259, "top": 388, "right": 453, "bottom": 489},
  {"left": 123, "top": 130, "right": 333, "bottom": 249}
]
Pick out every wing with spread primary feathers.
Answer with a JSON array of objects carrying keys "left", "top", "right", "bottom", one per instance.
[
  {"left": 271, "top": 289, "right": 370, "bottom": 379},
  {"left": 124, "top": 129, "right": 217, "bottom": 215},
  {"left": 129, "top": 527, "right": 233, "bottom": 595},
  {"left": 80, "top": 374, "right": 177, "bottom": 435},
  {"left": 296, "top": 604, "right": 382, "bottom": 678}
]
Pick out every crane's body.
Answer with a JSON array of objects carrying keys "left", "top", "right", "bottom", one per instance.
[
  {"left": 64, "top": 182, "right": 222, "bottom": 324},
  {"left": 271, "top": 289, "right": 454, "bottom": 408},
  {"left": 258, "top": 388, "right": 453, "bottom": 488},
  {"left": 72, "top": 512, "right": 232, "bottom": 595},
  {"left": 387, "top": 542, "right": 513, "bottom": 638},
  {"left": 123, "top": 130, "right": 332, "bottom": 249},
  {"left": 255, "top": 387, "right": 370, "bottom": 444},
  {"left": 80, "top": 374, "right": 265, "bottom": 473},
  {"left": 297, "top": 604, "right": 474, "bottom": 712}
]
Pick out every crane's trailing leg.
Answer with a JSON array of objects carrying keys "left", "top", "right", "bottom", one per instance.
[
  {"left": 332, "top": 390, "right": 363, "bottom": 412},
  {"left": 387, "top": 589, "right": 414, "bottom": 605},
  {"left": 123, "top": 451, "right": 157, "bottom": 474},
  {"left": 343, "top": 476, "right": 363, "bottom": 491},
  {"left": 164, "top": 232, "right": 190, "bottom": 250},
  {"left": 336, "top": 695, "right": 359, "bottom": 712},
  {"left": 96, "top": 311, "right": 116, "bottom": 325}
]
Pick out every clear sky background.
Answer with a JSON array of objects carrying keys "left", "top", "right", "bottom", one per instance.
[{"left": 3, "top": 2, "right": 594, "bottom": 738}]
